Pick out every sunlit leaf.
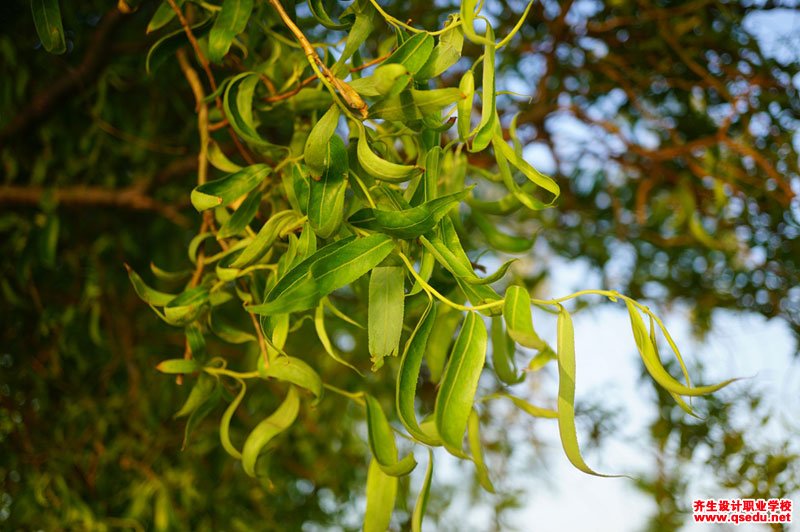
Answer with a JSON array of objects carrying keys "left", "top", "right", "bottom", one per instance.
[
  {"left": 368, "top": 265, "right": 404, "bottom": 369},
  {"left": 365, "top": 395, "right": 417, "bottom": 476},
  {"left": 155, "top": 358, "right": 200, "bottom": 374},
  {"left": 364, "top": 458, "right": 397, "bottom": 532},
  {"left": 191, "top": 164, "right": 271, "bottom": 212},
  {"left": 208, "top": 0, "right": 253, "bottom": 63},
  {"left": 503, "top": 285, "right": 545, "bottom": 349},
  {"left": 468, "top": 410, "right": 495, "bottom": 492},
  {"left": 241, "top": 386, "right": 300, "bottom": 477},
  {"left": 308, "top": 136, "right": 348, "bottom": 238}
]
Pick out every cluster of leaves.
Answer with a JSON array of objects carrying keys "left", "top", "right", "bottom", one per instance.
[
  {"left": 44, "top": 0, "right": 736, "bottom": 527},
  {"left": 4, "top": 0, "right": 797, "bottom": 529}
]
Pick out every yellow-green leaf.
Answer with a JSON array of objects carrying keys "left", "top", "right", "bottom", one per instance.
[
  {"left": 434, "top": 312, "right": 487, "bottom": 455},
  {"left": 304, "top": 105, "right": 341, "bottom": 177},
  {"left": 365, "top": 395, "right": 417, "bottom": 477},
  {"left": 241, "top": 386, "right": 300, "bottom": 477},
  {"left": 364, "top": 458, "right": 397, "bottom": 532},
  {"left": 503, "top": 285, "right": 546, "bottom": 349},
  {"left": 308, "top": 136, "right": 348, "bottom": 239},
  {"left": 468, "top": 410, "right": 495, "bottom": 492},
  {"left": 191, "top": 164, "right": 271, "bottom": 212},
  {"left": 155, "top": 358, "right": 200, "bottom": 374},
  {"left": 368, "top": 266, "right": 405, "bottom": 369}
]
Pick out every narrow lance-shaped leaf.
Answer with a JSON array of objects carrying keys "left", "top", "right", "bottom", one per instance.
[
  {"left": 364, "top": 459, "right": 397, "bottom": 532},
  {"left": 310, "top": 234, "right": 396, "bottom": 296},
  {"left": 314, "top": 303, "right": 363, "bottom": 375},
  {"left": 416, "top": 20, "right": 464, "bottom": 79},
  {"left": 155, "top": 359, "right": 200, "bottom": 374},
  {"left": 307, "top": 0, "right": 349, "bottom": 30},
  {"left": 191, "top": 164, "right": 271, "bottom": 212},
  {"left": 308, "top": 136, "right": 348, "bottom": 239},
  {"left": 556, "top": 305, "right": 616, "bottom": 477},
  {"left": 208, "top": 0, "right": 253, "bottom": 63},
  {"left": 457, "top": 71, "right": 475, "bottom": 141},
  {"left": 493, "top": 126, "right": 560, "bottom": 203},
  {"left": 220, "top": 379, "right": 246, "bottom": 459},
  {"left": 468, "top": 410, "right": 495, "bottom": 492},
  {"left": 368, "top": 265, "right": 405, "bottom": 369},
  {"left": 411, "top": 450, "right": 434, "bottom": 532},
  {"left": 484, "top": 392, "right": 558, "bottom": 419},
  {"left": 365, "top": 395, "right": 417, "bottom": 477},
  {"left": 146, "top": 18, "right": 213, "bottom": 74},
  {"left": 464, "top": 258, "right": 517, "bottom": 285},
  {"left": 349, "top": 188, "right": 471, "bottom": 239},
  {"left": 164, "top": 286, "right": 210, "bottom": 325},
  {"left": 503, "top": 285, "right": 546, "bottom": 349},
  {"left": 181, "top": 381, "right": 222, "bottom": 450},
  {"left": 304, "top": 105, "right": 341, "bottom": 177},
  {"left": 472, "top": 210, "right": 534, "bottom": 253},
  {"left": 396, "top": 299, "right": 441, "bottom": 445},
  {"left": 31, "top": 0, "right": 66, "bottom": 54},
  {"left": 175, "top": 373, "right": 217, "bottom": 418},
  {"left": 460, "top": 0, "right": 494, "bottom": 45},
  {"left": 241, "top": 386, "right": 300, "bottom": 477},
  {"left": 470, "top": 25, "right": 497, "bottom": 152},
  {"left": 369, "top": 88, "right": 464, "bottom": 123},
  {"left": 247, "top": 237, "right": 359, "bottom": 316},
  {"left": 224, "top": 73, "right": 283, "bottom": 149},
  {"left": 625, "top": 301, "right": 735, "bottom": 397},
  {"left": 434, "top": 312, "right": 488, "bottom": 455},
  {"left": 147, "top": 0, "right": 184, "bottom": 33},
  {"left": 425, "top": 302, "right": 462, "bottom": 383},
  {"left": 491, "top": 317, "right": 523, "bottom": 385},
  {"left": 384, "top": 33, "right": 435, "bottom": 74}
]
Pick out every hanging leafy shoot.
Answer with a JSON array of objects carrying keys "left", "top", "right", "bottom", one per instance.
[{"left": 110, "top": 0, "right": 739, "bottom": 527}]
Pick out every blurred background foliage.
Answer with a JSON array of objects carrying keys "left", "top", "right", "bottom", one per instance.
[{"left": 1, "top": 0, "right": 798, "bottom": 529}]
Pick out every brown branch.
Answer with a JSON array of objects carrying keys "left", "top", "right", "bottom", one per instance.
[
  {"left": 0, "top": 8, "right": 128, "bottom": 144},
  {"left": 0, "top": 185, "right": 189, "bottom": 226}
]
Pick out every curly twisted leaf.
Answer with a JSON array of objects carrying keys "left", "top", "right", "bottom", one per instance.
[
  {"left": 365, "top": 395, "right": 417, "bottom": 477},
  {"left": 411, "top": 450, "right": 434, "bottom": 532},
  {"left": 146, "top": 18, "right": 213, "bottom": 75},
  {"left": 147, "top": 0, "right": 184, "bottom": 33},
  {"left": 357, "top": 128, "right": 421, "bottom": 182},
  {"left": 220, "top": 379, "right": 246, "bottom": 459},
  {"left": 230, "top": 210, "right": 299, "bottom": 268},
  {"left": 434, "top": 312, "right": 487, "bottom": 455},
  {"left": 468, "top": 410, "right": 495, "bottom": 492},
  {"left": 217, "top": 188, "right": 262, "bottom": 239},
  {"left": 416, "top": 20, "right": 464, "bottom": 79},
  {"left": 241, "top": 386, "right": 300, "bottom": 477},
  {"left": 259, "top": 356, "right": 323, "bottom": 404},
  {"left": 490, "top": 317, "right": 523, "bottom": 385}
]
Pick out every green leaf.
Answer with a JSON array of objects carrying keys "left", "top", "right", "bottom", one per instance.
[
  {"left": 146, "top": 18, "right": 213, "bottom": 75},
  {"left": 164, "top": 286, "right": 210, "bottom": 325},
  {"left": 491, "top": 317, "right": 523, "bottom": 385},
  {"left": 365, "top": 395, "right": 417, "bottom": 477},
  {"left": 310, "top": 234, "right": 396, "bottom": 296},
  {"left": 469, "top": 25, "right": 497, "bottom": 152},
  {"left": 348, "top": 64, "right": 409, "bottom": 97},
  {"left": 468, "top": 410, "right": 495, "bottom": 492},
  {"left": 369, "top": 88, "right": 464, "bottom": 123},
  {"left": 460, "top": 0, "right": 494, "bottom": 45},
  {"left": 411, "top": 146, "right": 441, "bottom": 206},
  {"left": 175, "top": 373, "right": 217, "bottom": 418},
  {"left": 230, "top": 210, "right": 299, "bottom": 268},
  {"left": 155, "top": 359, "right": 200, "bottom": 374},
  {"left": 503, "top": 285, "right": 546, "bottom": 349},
  {"left": 364, "top": 458, "right": 397, "bottom": 532},
  {"left": 220, "top": 379, "right": 246, "bottom": 459},
  {"left": 493, "top": 132, "right": 560, "bottom": 203},
  {"left": 308, "top": 136, "right": 348, "bottom": 239},
  {"left": 384, "top": 33, "right": 435, "bottom": 74},
  {"left": 625, "top": 301, "right": 735, "bottom": 397},
  {"left": 259, "top": 356, "right": 323, "bottom": 404},
  {"left": 217, "top": 189, "right": 262, "bottom": 239},
  {"left": 472, "top": 211, "right": 534, "bottom": 253},
  {"left": 308, "top": 0, "right": 350, "bottom": 30},
  {"left": 396, "top": 300, "right": 441, "bottom": 445},
  {"left": 485, "top": 392, "right": 558, "bottom": 419},
  {"left": 464, "top": 258, "right": 516, "bottom": 285},
  {"left": 526, "top": 347, "right": 556, "bottom": 372},
  {"left": 314, "top": 303, "right": 363, "bottom": 375},
  {"left": 31, "top": 0, "right": 66, "bottom": 54},
  {"left": 331, "top": 4, "right": 375, "bottom": 76},
  {"left": 181, "top": 381, "right": 221, "bottom": 450},
  {"left": 241, "top": 386, "right": 300, "bottom": 477},
  {"left": 368, "top": 266, "right": 405, "bottom": 369},
  {"left": 147, "top": 0, "right": 184, "bottom": 34},
  {"left": 425, "top": 302, "right": 461, "bottom": 383},
  {"left": 208, "top": 0, "right": 253, "bottom": 63},
  {"left": 207, "top": 140, "right": 242, "bottom": 173},
  {"left": 125, "top": 264, "right": 176, "bottom": 306},
  {"left": 556, "top": 305, "right": 615, "bottom": 477},
  {"left": 248, "top": 237, "right": 357, "bottom": 316},
  {"left": 349, "top": 188, "right": 471, "bottom": 239},
  {"left": 411, "top": 450, "right": 434, "bottom": 532},
  {"left": 208, "top": 313, "right": 257, "bottom": 344},
  {"left": 191, "top": 164, "right": 270, "bottom": 212},
  {"left": 416, "top": 21, "right": 464, "bottom": 79},
  {"left": 457, "top": 71, "right": 475, "bottom": 141},
  {"left": 292, "top": 164, "right": 310, "bottom": 215},
  {"left": 304, "top": 105, "right": 341, "bottom": 177},
  {"left": 357, "top": 126, "right": 421, "bottom": 183},
  {"left": 224, "top": 73, "right": 283, "bottom": 149},
  {"left": 434, "top": 312, "right": 487, "bottom": 455}
]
